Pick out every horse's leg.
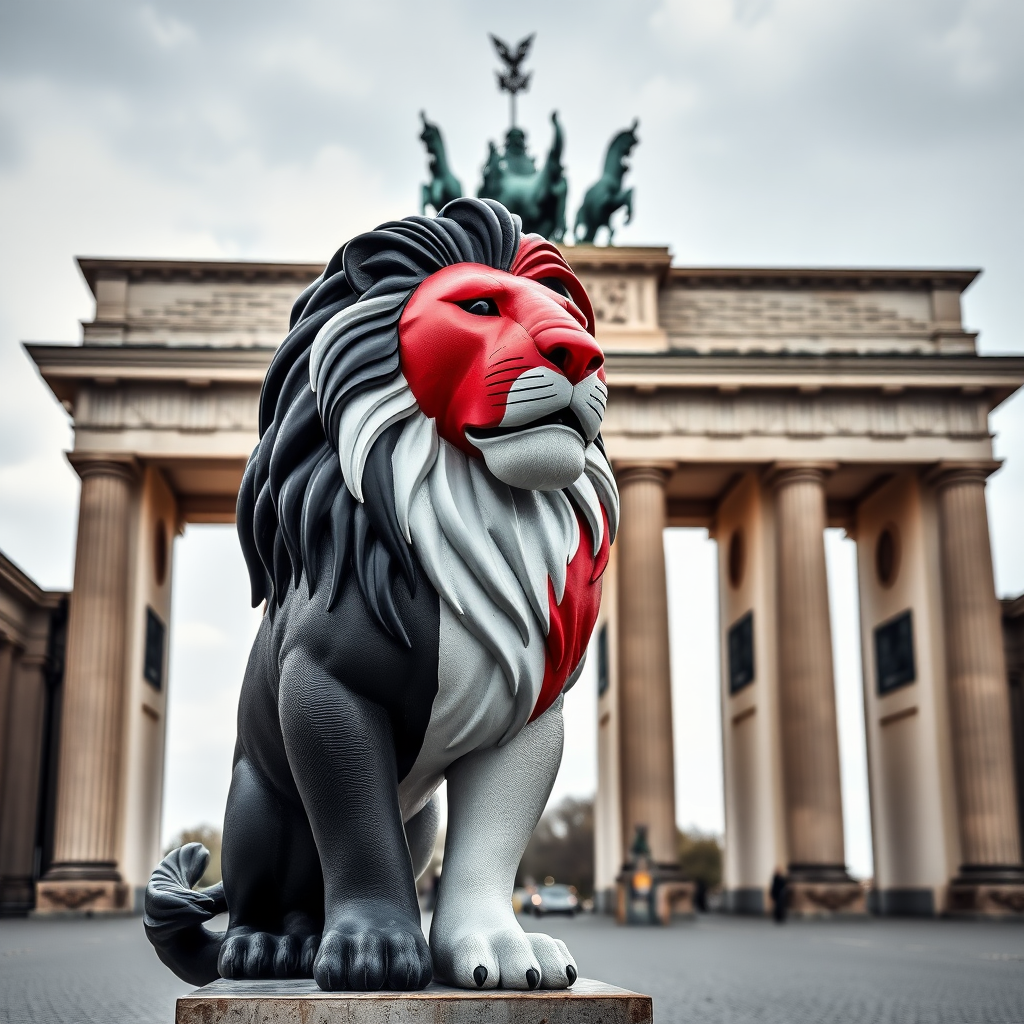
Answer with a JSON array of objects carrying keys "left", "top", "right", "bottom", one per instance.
[{"left": 551, "top": 179, "right": 567, "bottom": 243}]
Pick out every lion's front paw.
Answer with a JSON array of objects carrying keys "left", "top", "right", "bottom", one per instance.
[
  {"left": 218, "top": 926, "right": 319, "bottom": 979},
  {"left": 314, "top": 916, "right": 432, "bottom": 991},
  {"left": 431, "top": 922, "right": 578, "bottom": 990}
]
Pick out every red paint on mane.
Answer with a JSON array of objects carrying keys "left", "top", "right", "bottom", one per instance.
[{"left": 531, "top": 509, "right": 610, "bottom": 722}]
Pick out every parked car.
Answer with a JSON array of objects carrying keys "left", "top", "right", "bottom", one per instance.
[
  {"left": 512, "top": 886, "right": 534, "bottom": 914},
  {"left": 527, "top": 883, "right": 579, "bottom": 916}
]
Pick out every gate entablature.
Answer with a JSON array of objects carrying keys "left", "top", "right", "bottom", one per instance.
[{"left": 77, "top": 257, "right": 321, "bottom": 347}]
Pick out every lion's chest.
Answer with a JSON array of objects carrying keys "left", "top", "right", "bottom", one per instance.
[{"left": 397, "top": 509, "right": 610, "bottom": 822}]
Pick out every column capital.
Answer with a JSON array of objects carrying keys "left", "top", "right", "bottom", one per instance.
[
  {"left": 764, "top": 461, "right": 837, "bottom": 491},
  {"left": 613, "top": 461, "right": 676, "bottom": 487},
  {"left": 66, "top": 452, "right": 139, "bottom": 483},
  {"left": 925, "top": 460, "right": 1001, "bottom": 492}
]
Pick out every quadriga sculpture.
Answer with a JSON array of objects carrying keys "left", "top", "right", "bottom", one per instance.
[
  {"left": 574, "top": 119, "right": 639, "bottom": 245},
  {"left": 144, "top": 199, "right": 618, "bottom": 993}
]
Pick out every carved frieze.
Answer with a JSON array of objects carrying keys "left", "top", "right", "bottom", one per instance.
[
  {"left": 76, "top": 385, "right": 260, "bottom": 434},
  {"left": 124, "top": 282, "right": 301, "bottom": 346},
  {"left": 603, "top": 391, "right": 990, "bottom": 441},
  {"left": 658, "top": 285, "right": 976, "bottom": 355}
]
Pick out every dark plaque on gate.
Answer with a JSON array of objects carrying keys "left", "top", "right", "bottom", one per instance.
[
  {"left": 144, "top": 606, "right": 165, "bottom": 691},
  {"left": 874, "top": 609, "right": 915, "bottom": 695},
  {"left": 728, "top": 611, "right": 755, "bottom": 694},
  {"left": 597, "top": 624, "right": 609, "bottom": 697}
]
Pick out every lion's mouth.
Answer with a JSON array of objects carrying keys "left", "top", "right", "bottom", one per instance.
[{"left": 465, "top": 407, "right": 588, "bottom": 444}]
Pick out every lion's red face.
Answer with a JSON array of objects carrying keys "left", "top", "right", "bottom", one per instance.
[{"left": 398, "top": 248, "right": 606, "bottom": 466}]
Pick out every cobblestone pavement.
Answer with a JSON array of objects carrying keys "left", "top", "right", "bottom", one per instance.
[
  {"left": 2, "top": 912, "right": 1022, "bottom": 1023},
  {"left": 0, "top": 914, "right": 189, "bottom": 1023},
  {"left": 524, "top": 913, "right": 1024, "bottom": 1024}
]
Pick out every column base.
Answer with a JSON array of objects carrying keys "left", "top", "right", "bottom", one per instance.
[
  {"left": 0, "top": 876, "right": 36, "bottom": 916},
  {"left": 869, "top": 888, "right": 936, "bottom": 916},
  {"left": 594, "top": 887, "right": 618, "bottom": 915},
  {"left": 615, "top": 864, "right": 694, "bottom": 924},
  {"left": 35, "top": 861, "right": 130, "bottom": 915},
  {"left": 723, "top": 888, "right": 765, "bottom": 915},
  {"left": 786, "top": 864, "right": 866, "bottom": 916},
  {"left": 947, "top": 864, "right": 1024, "bottom": 917},
  {"left": 35, "top": 879, "right": 130, "bottom": 914}
]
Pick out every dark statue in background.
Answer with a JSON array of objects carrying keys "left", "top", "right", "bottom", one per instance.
[
  {"left": 419, "top": 112, "right": 462, "bottom": 216},
  {"left": 144, "top": 198, "right": 618, "bottom": 993},
  {"left": 478, "top": 114, "right": 567, "bottom": 242},
  {"left": 574, "top": 119, "right": 639, "bottom": 245},
  {"left": 419, "top": 33, "right": 637, "bottom": 245}
]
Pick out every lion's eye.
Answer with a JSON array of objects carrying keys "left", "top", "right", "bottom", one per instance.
[{"left": 458, "top": 298, "right": 500, "bottom": 317}]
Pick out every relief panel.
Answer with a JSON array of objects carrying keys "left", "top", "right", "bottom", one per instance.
[
  {"left": 122, "top": 279, "right": 313, "bottom": 347},
  {"left": 76, "top": 385, "right": 260, "bottom": 433},
  {"left": 603, "top": 392, "right": 990, "bottom": 441},
  {"left": 576, "top": 272, "right": 668, "bottom": 352},
  {"left": 657, "top": 285, "right": 968, "bottom": 355}
]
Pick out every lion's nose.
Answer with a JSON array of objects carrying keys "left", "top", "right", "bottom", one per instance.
[{"left": 535, "top": 326, "right": 604, "bottom": 385}]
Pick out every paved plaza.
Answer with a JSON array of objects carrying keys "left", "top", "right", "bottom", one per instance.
[{"left": 1, "top": 912, "right": 1023, "bottom": 1024}]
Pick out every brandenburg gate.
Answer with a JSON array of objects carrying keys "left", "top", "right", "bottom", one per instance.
[{"left": 9, "top": 245, "right": 1024, "bottom": 918}]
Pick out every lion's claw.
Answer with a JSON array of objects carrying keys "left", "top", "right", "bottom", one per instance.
[{"left": 430, "top": 922, "right": 578, "bottom": 990}]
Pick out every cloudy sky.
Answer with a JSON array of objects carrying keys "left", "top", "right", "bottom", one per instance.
[{"left": 2, "top": 0, "right": 1022, "bottom": 879}]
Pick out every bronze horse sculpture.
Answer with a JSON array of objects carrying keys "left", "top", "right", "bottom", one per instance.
[
  {"left": 419, "top": 112, "right": 462, "bottom": 216},
  {"left": 574, "top": 119, "right": 639, "bottom": 245}
]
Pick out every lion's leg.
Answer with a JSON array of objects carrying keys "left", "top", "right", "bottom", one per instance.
[
  {"left": 430, "top": 695, "right": 577, "bottom": 990},
  {"left": 278, "top": 650, "right": 432, "bottom": 991},
  {"left": 218, "top": 757, "right": 322, "bottom": 979},
  {"left": 405, "top": 793, "right": 441, "bottom": 882}
]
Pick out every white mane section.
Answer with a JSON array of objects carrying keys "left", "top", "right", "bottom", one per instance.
[{"left": 336, "top": 373, "right": 620, "bottom": 735}]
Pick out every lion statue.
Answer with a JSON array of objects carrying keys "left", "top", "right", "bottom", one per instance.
[{"left": 144, "top": 198, "right": 618, "bottom": 993}]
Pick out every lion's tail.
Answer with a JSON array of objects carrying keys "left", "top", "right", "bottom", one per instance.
[{"left": 144, "top": 843, "right": 227, "bottom": 987}]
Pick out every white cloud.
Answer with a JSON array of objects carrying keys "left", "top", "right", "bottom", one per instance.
[{"left": 138, "top": 6, "right": 196, "bottom": 50}]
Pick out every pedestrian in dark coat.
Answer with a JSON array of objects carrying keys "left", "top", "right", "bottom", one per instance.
[{"left": 770, "top": 868, "right": 788, "bottom": 923}]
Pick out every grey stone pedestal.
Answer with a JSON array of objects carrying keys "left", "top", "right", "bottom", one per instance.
[{"left": 175, "top": 978, "right": 652, "bottom": 1024}]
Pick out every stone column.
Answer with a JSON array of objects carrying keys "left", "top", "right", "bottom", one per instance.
[
  {"left": 615, "top": 464, "right": 678, "bottom": 866},
  {"left": 37, "top": 457, "right": 136, "bottom": 914},
  {"left": 0, "top": 638, "right": 15, "bottom": 791},
  {"left": 0, "top": 654, "right": 47, "bottom": 912},
  {"left": 771, "top": 465, "right": 862, "bottom": 914},
  {"left": 934, "top": 466, "right": 1024, "bottom": 912}
]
